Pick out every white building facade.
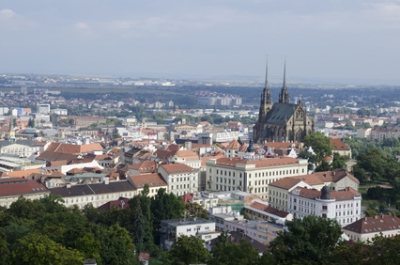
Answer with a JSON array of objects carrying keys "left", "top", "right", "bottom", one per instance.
[
  {"left": 289, "top": 186, "right": 362, "bottom": 227},
  {"left": 206, "top": 156, "right": 308, "bottom": 199},
  {"left": 158, "top": 164, "right": 199, "bottom": 196}
]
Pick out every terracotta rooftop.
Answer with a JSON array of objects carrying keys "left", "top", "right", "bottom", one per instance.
[
  {"left": 174, "top": 150, "right": 200, "bottom": 160},
  {"left": 226, "top": 140, "right": 241, "bottom": 150},
  {"left": 331, "top": 138, "right": 350, "bottom": 151},
  {"left": 247, "top": 201, "right": 289, "bottom": 218},
  {"left": 128, "top": 161, "right": 156, "bottom": 174},
  {"left": 268, "top": 177, "right": 304, "bottom": 189},
  {"left": 0, "top": 169, "right": 42, "bottom": 178},
  {"left": 344, "top": 214, "right": 400, "bottom": 234},
  {"left": 270, "top": 169, "right": 359, "bottom": 189},
  {"left": 291, "top": 186, "right": 360, "bottom": 201},
  {"left": 0, "top": 178, "right": 49, "bottom": 197},
  {"left": 129, "top": 173, "right": 167, "bottom": 188},
  {"left": 159, "top": 163, "right": 197, "bottom": 174},
  {"left": 45, "top": 142, "right": 104, "bottom": 155}
]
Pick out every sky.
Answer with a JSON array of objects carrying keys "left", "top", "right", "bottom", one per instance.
[{"left": 1, "top": 0, "right": 400, "bottom": 84}]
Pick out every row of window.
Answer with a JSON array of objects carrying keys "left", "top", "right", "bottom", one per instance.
[
  {"left": 65, "top": 192, "right": 134, "bottom": 204},
  {"left": 211, "top": 168, "right": 304, "bottom": 178},
  {"left": 170, "top": 184, "right": 196, "bottom": 190},
  {"left": 170, "top": 176, "right": 197, "bottom": 182}
]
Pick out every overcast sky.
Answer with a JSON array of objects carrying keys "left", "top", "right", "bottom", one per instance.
[{"left": 1, "top": 0, "right": 400, "bottom": 84}]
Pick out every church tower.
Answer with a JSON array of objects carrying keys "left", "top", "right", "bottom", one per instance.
[
  {"left": 253, "top": 58, "right": 272, "bottom": 143},
  {"left": 278, "top": 58, "right": 290, "bottom": 104},
  {"left": 258, "top": 58, "right": 272, "bottom": 124}
]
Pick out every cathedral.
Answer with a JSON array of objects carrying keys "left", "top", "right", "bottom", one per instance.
[{"left": 253, "top": 60, "right": 314, "bottom": 143}]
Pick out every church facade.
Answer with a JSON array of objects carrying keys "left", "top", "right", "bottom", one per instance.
[{"left": 253, "top": 60, "right": 314, "bottom": 143}]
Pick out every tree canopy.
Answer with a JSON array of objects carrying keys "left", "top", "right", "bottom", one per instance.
[
  {"left": 269, "top": 215, "right": 342, "bottom": 264},
  {"left": 302, "top": 132, "right": 333, "bottom": 164}
]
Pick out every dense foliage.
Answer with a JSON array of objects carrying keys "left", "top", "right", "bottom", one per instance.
[{"left": 0, "top": 187, "right": 185, "bottom": 265}]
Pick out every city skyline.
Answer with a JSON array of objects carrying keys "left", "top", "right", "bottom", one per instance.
[{"left": 1, "top": 1, "right": 400, "bottom": 84}]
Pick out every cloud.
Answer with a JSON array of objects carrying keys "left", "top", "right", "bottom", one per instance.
[
  {"left": 104, "top": 7, "right": 251, "bottom": 38},
  {"left": 0, "top": 8, "right": 37, "bottom": 30},
  {"left": 74, "top": 22, "right": 95, "bottom": 38},
  {"left": 0, "top": 8, "right": 16, "bottom": 20}
]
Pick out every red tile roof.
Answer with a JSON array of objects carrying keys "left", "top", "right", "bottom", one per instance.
[
  {"left": 0, "top": 169, "right": 42, "bottom": 178},
  {"left": 247, "top": 201, "right": 289, "bottom": 218},
  {"left": 344, "top": 215, "right": 400, "bottom": 234},
  {"left": 291, "top": 186, "right": 360, "bottom": 201},
  {"left": 331, "top": 138, "right": 350, "bottom": 151},
  {"left": 159, "top": 164, "right": 197, "bottom": 174},
  {"left": 0, "top": 178, "right": 49, "bottom": 197},
  {"left": 129, "top": 173, "right": 167, "bottom": 188},
  {"left": 226, "top": 140, "right": 241, "bottom": 150}
]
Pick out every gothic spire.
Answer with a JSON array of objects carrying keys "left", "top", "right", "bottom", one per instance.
[
  {"left": 279, "top": 56, "right": 290, "bottom": 104},
  {"left": 263, "top": 56, "right": 272, "bottom": 105}
]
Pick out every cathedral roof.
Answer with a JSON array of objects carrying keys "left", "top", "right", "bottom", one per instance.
[{"left": 263, "top": 103, "right": 298, "bottom": 125}]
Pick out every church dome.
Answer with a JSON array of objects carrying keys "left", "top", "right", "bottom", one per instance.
[{"left": 321, "top": 185, "right": 331, "bottom": 200}]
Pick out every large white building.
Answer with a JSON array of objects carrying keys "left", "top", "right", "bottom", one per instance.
[
  {"left": 289, "top": 186, "right": 362, "bottom": 227},
  {"left": 158, "top": 163, "right": 199, "bottom": 196},
  {"left": 268, "top": 169, "right": 360, "bottom": 212},
  {"left": 206, "top": 156, "right": 308, "bottom": 199}
]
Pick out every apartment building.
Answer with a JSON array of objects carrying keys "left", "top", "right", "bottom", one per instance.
[
  {"left": 206, "top": 156, "right": 308, "bottom": 199},
  {"left": 289, "top": 186, "right": 362, "bottom": 227}
]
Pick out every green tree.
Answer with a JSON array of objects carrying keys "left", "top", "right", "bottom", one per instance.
[
  {"left": 315, "top": 160, "right": 331, "bottom": 172},
  {"left": 151, "top": 189, "right": 184, "bottom": 244},
  {"left": 298, "top": 150, "right": 316, "bottom": 171},
  {"left": 330, "top": 152, "right": 347, "bottom": 170},
  {"left": 7, "top": 197, "right": 45, "bottom": 220},
  {"left": 100, "top": 224, "right": 138, "bottom": 265},
  {"left": 168, "top": 235, "right": 211, "bottom": 265},
  {"left": 153, "top": 111, "right": 168, "bottom": 124},
  {"left": 209, "top": 232, "right": 260, "bottom": 265},
  {"left": 302, "top": 132, "right": 333, "bottom": 164},
  {"left": 76, "top": 233, "right": 102, "bottom": 265},
  {"left": 269, "top": 215, "right": 342, "bottom": 264},
  {"left": 163, "top": 132, "right": 171, "bottom": 140},
  {"left": 27, "top": 117, "right": 35, "bottom": 128},
  {"left": 185, "top": 202, "right": 209, "bottom": 220},
  {"left": 12, "top": 232, "right": 84, "bottom": 265},
  {"left": 353, "top": 148, "right": 388, "bottom": 183},
  {"left": 0, "top": 229, "right": 11, "bottom": 265},
  {"left": 130, "top": 196, "right": 145, "bottom": 247}
]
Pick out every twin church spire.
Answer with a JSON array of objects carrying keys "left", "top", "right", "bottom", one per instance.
[
  {"left": 260, "top": 57, "right": 290, "bottom": 109},
  {"left": 278, "top": 57, "right": 290, "bottom": 104}
]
